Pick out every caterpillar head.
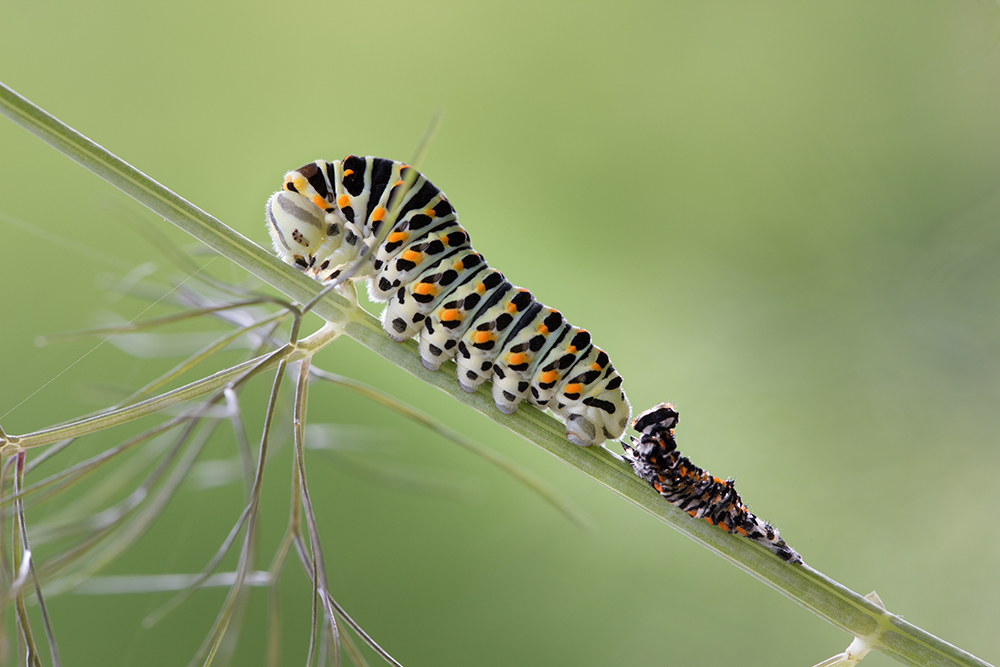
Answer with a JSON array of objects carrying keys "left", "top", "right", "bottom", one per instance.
[{"left": 265, "top": 189, "right": 355, "bottom": 281}]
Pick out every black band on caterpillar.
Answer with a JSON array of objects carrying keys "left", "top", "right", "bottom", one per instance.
[
  {"left": 621, "top": 403, "right": 802, "bottom": 563},
  {"left": 265, "top": 156, "right": 631, "bottom": 446}
]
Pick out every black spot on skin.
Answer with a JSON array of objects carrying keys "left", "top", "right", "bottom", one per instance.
[
  {"left": 392, "top": 318, "right": 407, "bottom": 333},
  {"left": 440, "top": 269, "right": 459, "bottom": 286},
  {"left": 411, "top": 313, "right": 425, "bottom": 323},
  {"left": 482, "top": 272, "right": 504, "bottom": 289},
  {"left": 342, "top": 206, "right": 355, "bottom": 223},
  {"left": 571, "top": 331, "right": 591, "bottom": 349},
  {"left": 460, "top": 253, "right": 483, "bottom": 271},
  {"left": 395, "top": 258, "right": 416, "bottom": 272},
  {"left": 530, "top": 387, "right": 540, "bottom": 399},
  {"left": 285, "top": 182, "right": 299, "bottom": 194},
  {"left": 446, "top": 231, "right": 468, "bottom": 246},
  {"left": 493, "top": 365, "right": 505, "bottom": 379},
  {"left": 434, "top": 199, "right": 453, "bottom": 217},
  {"left": 511, "top": 290, "right": 533, "bottom": 310},
  {"left": 373, "top": 259, "right": 383, "bottom": 270},
  {"left": 294, "top": 256, "right": 308, "bottom": 268},
  {"left": 320, "top": 260, "right": 330, "bottom": 270},
  {"left": 466, "top": 370, "right": 478, "bottom": 381},
  {"left": 379, "top": 277, "right": 392, "bottom": 292},
  {"left": 517, "top": 381, "right": 529, "bottom": 392},
  {"left": 606, "top": 376, "right": 622, "bottom": 390},
  {"left": 458, "top": 341, "right": 470, "bottom": 358},
  {"left": 480, "top": 361, "right": 492, "bottom": 371},
  {"left": 444, "top": 339, "right": 456, "bottom": 350},
  {"left": 495, "top": 313, "right": 514, "bottom": 330},
  {"left": 326, "top": 223, "right": 339, "bottom": 236},
  {"left": 502, "top": 391, "right": 516, "bottom": 402},
  {"left": 344, "top": 229, "right": 357, "bottom": 245},
  {"left": 441, "top": 319, "right": 462, "bottom": 330},
  {"left": 463, "top": 293, "right": 481, "bottom": 310},
  {"left": 428, "top": 343, "right": 442, "bottom": 356},
  {"left": 528, "top": 336, "right": 545, "bottom": 352},
  {"left": 407, "top": 214, "right": 433, "bottom": 230},
  {"left": 424, "top": 239, "right": 445, "bottom": 255},
  {"left": 342, "top": 155, "right": 366, "bottom": 196}
]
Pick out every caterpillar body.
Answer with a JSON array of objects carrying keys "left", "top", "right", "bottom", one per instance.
[
  {"left": 266, "top": 155, "right": 631, "bottom": 447},
  {"left": 622, "top": 403, "right": 802, "bottom": 563}
]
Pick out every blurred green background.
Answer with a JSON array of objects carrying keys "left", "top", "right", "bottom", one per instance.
[{"left": 2, "top": 1, "right": 999, "bottom": 665}]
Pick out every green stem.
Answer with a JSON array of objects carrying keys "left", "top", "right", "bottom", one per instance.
[{"left": 0, "top": 80, "right": 992, "bottom": 667}]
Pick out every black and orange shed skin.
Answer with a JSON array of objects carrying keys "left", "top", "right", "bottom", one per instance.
[{"left": 622, "top": 403, "right": 802, "bottom": 564}]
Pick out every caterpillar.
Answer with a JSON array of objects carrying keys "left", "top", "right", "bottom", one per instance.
[
  {"left": 622, "top": 403, "right": 802, "bottom": 563},
  {"left": 265, "top": 155, "right": 631, "bottom": 447}
]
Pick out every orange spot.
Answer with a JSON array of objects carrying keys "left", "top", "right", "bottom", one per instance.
[
  {"left": 312, "top": 195, "right": 327, "bottom": 209},
  {"left": 343, "top": 169, "right": 354, "bottom": 177},
  {"left": 653, "top": 482, "right": 663, "bottom": 493},
  {"left": 564, "top": 383, "right": 583, "bottom": 395},
  {"left": 713, "top": 477, "right": 724, "bottom": 485},
  {"left": 453, "top": 260, "right": 464, "bottom": 270},
  {"left": 506, "top": 302, "right": 518, "bottom": 313},
  {"left": 337, "top": 195, "right": 351, "bottom": 208},
  {"left": 704, "top": 516, "right": 715, "bottom": 525},
  {"left": 687, "top": 510, "right": 698, "bottom": 518},
  {"left": 476, "top": 283, "right": 486, "bottom": 294},
  {"left": 508, "top": 352, "right": 526, "bottom": 366},
  {"left": 424, "top": 207, "right": 436, "bottom": 217},
  {"left": 372, "top": 207, "right": 386, "bottom": 221},
  {"left": 718, "top": 521, "right": 729, "bottom": 531},
  {"left": 541, "top": 370, "right": 558, "bottom": 384},
  {"left": 537, "top": 324, "right": 549, "bottom": 334},
  {"left": 440, "top": 309, "right": 461, "bottom": 321},
  {"left": 388, "top": 231, "right": 408, "bottom": 243},
  {"left": 736, "top": 527, "right": 748, "bottom": 536},
  {"left": 567, "top": 345, "right": 577, "bottom": 354},
  {"left": 414, "top": 283, "right": 436, "bottom": 296},
  {"left": 474, "top": 331, "right": 492, "bottom": 344},
  {"left": 403, "top": 250, "right": 423, "bottom": 263},
  {"left": 393, "top": 180, "right": 405, "bottom": 187},
  {"left": 591, "top": 363, "right": 602, "bottom": 371}
]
